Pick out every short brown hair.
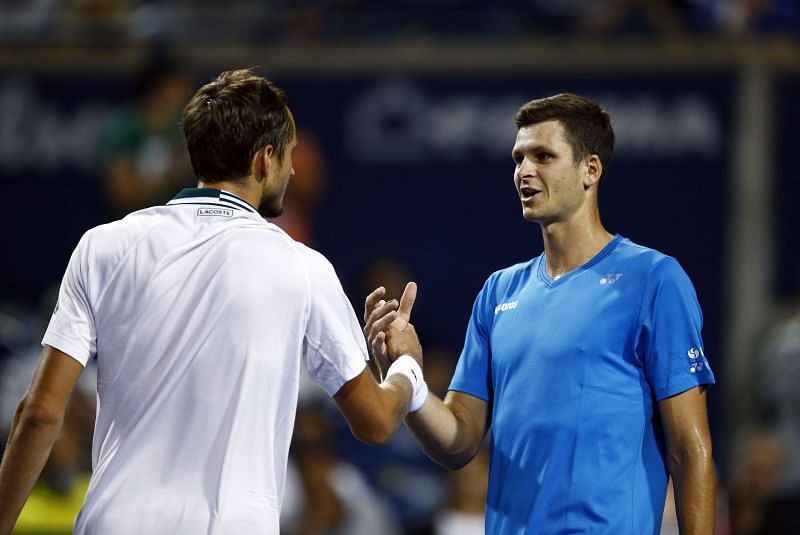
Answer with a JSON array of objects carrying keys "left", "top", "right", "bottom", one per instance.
[
  {"left": 514, "top": 93, "right": 614, "bottom": 171},
  {"left": 181, "top": 69, "right": 294, "bottom": 183}
]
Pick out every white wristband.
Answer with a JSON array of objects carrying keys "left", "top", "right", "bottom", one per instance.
[{"left": 386, "top": 355, "right": 429, "bottom": 412}]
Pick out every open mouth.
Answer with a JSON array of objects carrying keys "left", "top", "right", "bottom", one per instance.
[{"left": 519, "top": 186, "right": 540, "bottom": 202}]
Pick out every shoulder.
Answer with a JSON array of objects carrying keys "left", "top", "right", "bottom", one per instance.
[
  {"left": 468, "top": 257, "right": 539, "bottom": 314},
  {"left": 484, "top": 256, "right": 539, "bottom": 293},
  {"left": 79, "top": 207, "right": 168, "bottom": 257},
  {"left": 238, "top": 226, "right": 339, "bottom": 284},
  {"left": 613, "top": 237, "right": 691, "bottom": 285},
  {"left": 289, "top": 241, "right": 340, "bottom": 280}
]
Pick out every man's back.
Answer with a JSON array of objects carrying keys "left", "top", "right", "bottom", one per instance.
[
  {"left": 45, "top": 191, "right": 313, "bottom": 533},
  {"left": 1, "top": 70, "right": 420, "bottom": 535}
]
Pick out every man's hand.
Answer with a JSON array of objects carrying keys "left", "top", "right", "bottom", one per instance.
[
  {"left": 385, "top": 321, "right": 423, "bottom": 369},
  {"left": 363, "top": 282, "right": 417, "bottom": 376}
]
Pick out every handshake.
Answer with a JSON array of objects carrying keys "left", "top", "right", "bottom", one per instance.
[{"left": 363, "top": 282, "right": 427, "bottom": 412}]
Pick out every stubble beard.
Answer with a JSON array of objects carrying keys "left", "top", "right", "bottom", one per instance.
[{"left": 258, "top": 194, "right": 285, "bottom": 218}]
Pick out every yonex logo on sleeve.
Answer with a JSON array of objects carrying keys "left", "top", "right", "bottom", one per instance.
[
  {"left": 688, "top": 346, "right": 707, "bottom": 373},
  {"left": 688, "top": 347, "right": 704, "bottom": 359},
  {"left": 198, "top": 208, "right": 233, "bottom": 217},
  {"left": 495, "top": 301, "right": 519, "bottom": 314}
]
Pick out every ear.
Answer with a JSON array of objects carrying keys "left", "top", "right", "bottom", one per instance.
[
  {"left": 583, "top": 154, "right": 602, "bottom": 190},
  {"left": 253, "top": 145, "right": 275, "bottom": 183}
]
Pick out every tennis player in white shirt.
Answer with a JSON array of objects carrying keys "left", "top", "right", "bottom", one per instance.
[{"left": 0, "top": 69, "right": 427, "bottom": 535}]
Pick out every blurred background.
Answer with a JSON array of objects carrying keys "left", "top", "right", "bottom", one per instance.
[{"left": 1, "top": 0, "right": 799, "bottom": 533}]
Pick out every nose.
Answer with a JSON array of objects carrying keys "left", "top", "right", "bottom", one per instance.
[{"left": 516, "top": 157, "right": 536, "bottom": 180}]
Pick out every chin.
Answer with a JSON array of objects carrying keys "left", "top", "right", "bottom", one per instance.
[
  {"left": 258, "top": 202, "right": 284, "bottom": 218},
  {"left": 521, "top": 208, "right": 539, "bottom": 223}
]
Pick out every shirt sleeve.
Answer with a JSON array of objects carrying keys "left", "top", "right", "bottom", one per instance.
[
  {"left": 449, "top": 275, "right": 495, "bottom": 403},
  {"left": 42, "top": 233, "right": 97, "bottom": 367},
  {"left": 301, "top": 248, "right": 367, "bottom": 397},
  {"left": 636, "top": 257, "right": 715, "bottom": 400}
]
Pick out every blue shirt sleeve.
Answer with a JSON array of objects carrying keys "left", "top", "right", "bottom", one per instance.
[
  {"left": 636, "top": 257, "right": 715, "bottom": 400},
  {"left": 449, "top": 275, "right": 495, "bottom": 403}
]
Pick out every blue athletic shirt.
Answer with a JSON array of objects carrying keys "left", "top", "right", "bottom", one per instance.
[{"left": 449, "top": 235, "right": 715, "bottom": 534}]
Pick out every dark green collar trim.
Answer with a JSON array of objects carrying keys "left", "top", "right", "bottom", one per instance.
[
  {"left": 172, "top": 188, "right": 223, "bottom": 200},
  {"left": 169, "top": 188, "right": 259, "bottom": 214}
]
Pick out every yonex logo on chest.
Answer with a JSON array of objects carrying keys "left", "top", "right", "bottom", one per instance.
[
  {"left": 495, "top": 301, "right": 519, "bottom": 314},
  {"left": 198, "top": 207, "right": 233, "bottom": 217},
  {"left": 600, "top": 273, "right": 623, "bottom": 285}
]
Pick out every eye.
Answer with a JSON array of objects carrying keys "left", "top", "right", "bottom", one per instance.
[{"left": 537, "top": 152, "right": 553, "bottom": 162}]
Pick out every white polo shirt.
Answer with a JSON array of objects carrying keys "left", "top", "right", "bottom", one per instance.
[{"left": 42, "top": 188, "right": 368, "bottom": 535}]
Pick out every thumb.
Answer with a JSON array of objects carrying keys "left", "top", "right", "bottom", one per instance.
[{"left": 393, "top": 281, "right": 417, "bottom": 331}]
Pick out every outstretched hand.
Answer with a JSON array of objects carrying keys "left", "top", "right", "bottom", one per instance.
[{"left": 364, "top": 282, "right": 417, "bottom": 375}]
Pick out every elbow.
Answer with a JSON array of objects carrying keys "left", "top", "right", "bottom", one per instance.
[
  {"left": 355, "top": 432, "right": 390, "bottom": 447},
  {"left": 669, "top": 441, "right": 714, "bottom": 476},
  {"left": 350, "top": 416, "right": 397, "bottom": 446},
  {"left": 352, "top": 423, "right": 394, "bottom": 446},
  {"left": 441, "top": 457, "right": 470, "bottom": 471},
  {"left": 17, "top": 396, "right": 64, "bottom": 430},
  {"left": 432, "top": 449, "right": 478, "bottom": 471}
]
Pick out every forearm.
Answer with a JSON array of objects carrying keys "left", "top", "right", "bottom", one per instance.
[
  {"left": 670, "top": 447, "right": 716, "bottom": 535},
  {"left": 0, "top": 399, "right": 65, "bottom": 535},
  {"left": 374, "top": 375, "right": 415, "bottom": 438},
  {"left": 334, "top": 369, "right": 413, "bottom": 446},
  {"left": 405, "top": 395, "right": 482, "bottom": 470}
]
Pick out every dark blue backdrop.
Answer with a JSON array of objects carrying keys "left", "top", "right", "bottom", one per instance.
[{"left": 0, "top": 69, "right": 735, "bottom": 450}]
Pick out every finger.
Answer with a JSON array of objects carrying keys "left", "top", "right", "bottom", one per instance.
[
  {"left": 369, "top": 310, "right": 398, "bottom": 341},
  {"left": 367, "top": 299, "right": 398, "bottom": 331},
  {"left": 371, "top": 332, "right": 388, "bottom": 363},
  {"left": 394, "top": 282, "right": 417, "bottom": 331},
  {"left": 378, "top": 331, "right": 387, "bottom": 351},
  {"left": 364, "top": 298, "right": 397, "bottom": 337},
  {"left": 364, "top": 286, "right": 386, "bottom": 322}
]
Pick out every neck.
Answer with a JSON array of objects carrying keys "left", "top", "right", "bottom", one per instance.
[
  {"left": 197, "top": 178, "right": 261, "bottom": 210},
  {"left": 540, "top": 208, "right": 613, "bottom": 279}
]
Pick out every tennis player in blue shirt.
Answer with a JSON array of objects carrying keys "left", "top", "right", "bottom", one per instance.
[{"left": 365, "top": 93, "right": 716, "bottom": 534}]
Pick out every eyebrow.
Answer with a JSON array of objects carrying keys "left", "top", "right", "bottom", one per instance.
[{"left": 512, "top": 143, "right": 556, "bottom": 158}]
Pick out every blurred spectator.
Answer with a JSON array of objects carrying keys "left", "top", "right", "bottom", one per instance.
[
  {"left": 0, "top": 0, "right": 59, "bottom": 42},
  {"left": 2, "top": 0, "right": 800, "bottom": 46},
  {"left": 101, "top": 60, "right": 194, "bottom": 217},
  {"left": 576, "top": 0, "right": 690, "bottom": 36},
  {"left": 58, "top": 0, "right": 134, "bottom": 44},
  {"left": 13, "top": 390, "right": 94, "bottom": 535},
  {"left": 729, "top": 430, "right": 785, "bottom": 534},
  {"left": 0, "top": 287, "right": 95, "bottom": 534},
  {"left": 731, "top": 299, "right": 800, "bottom": 535},
  {"left": 282, "top": 403, "right": 401, "bottom": 535},
  {"left": 693, "top": 0, "right": 800, "bottom": 35},
  {"left": 367, "top": 344, "right": 454, "bottom": 534},
  {"left": 272, "top": 130, "right": 326, "bottom": 245},
  {"left": 433, "top": 446, "right": 488, "bottom": 535},
  {"left": 729, "top": 281, "right": 800, "bottom": 534},
  {"left": 336, "top": 257, "right": 454, "bottom": 533}
]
